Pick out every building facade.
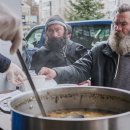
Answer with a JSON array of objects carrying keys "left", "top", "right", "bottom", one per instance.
[
  {"left": 22, "top": 0, "right": 39, "bottom": 32},
  {"left": 101, "top": 0, "right": 130, "bottom": 18},
  {"left": 39, "top": 0, "right": 77, "bottom": 24},
  {"left": 22, "top": 0, "right": 130, "bottom": 26}
]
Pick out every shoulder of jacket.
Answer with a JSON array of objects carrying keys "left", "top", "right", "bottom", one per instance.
[
  {"left": 92, "top": 41, "right": 108, "bottom": 50},
  {"left": 67, "top": 40, "right": 86, "bottom": 49},
  {"left": 33, "top": 46, "right": 48, "bottom": 57}
]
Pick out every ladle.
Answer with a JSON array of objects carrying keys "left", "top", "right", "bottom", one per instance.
[
  {"left": 17, "top": 49, "right": 46, "bottom": 117},
  {"left": 64, "top": 114, "right": 85, "bottom": 118}
]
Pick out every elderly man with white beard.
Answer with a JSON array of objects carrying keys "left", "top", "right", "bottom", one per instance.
[{"left": 38, "top": 3, "right": 130, "bottom": 91}]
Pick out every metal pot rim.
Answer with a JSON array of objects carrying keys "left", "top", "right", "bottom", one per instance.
[{"left": 9, "top": 86, "right": 130, "bottom": 121}]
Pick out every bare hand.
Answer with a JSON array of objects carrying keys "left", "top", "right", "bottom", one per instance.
[
  {"left": 78, "top": 80, "right": 91, "bottom": 86},
  {"left": 0, "top": 3, "right": 22, "bottom": 54},
  {"left": 38, "top": 67, "right": 57, "bottom": 79}
]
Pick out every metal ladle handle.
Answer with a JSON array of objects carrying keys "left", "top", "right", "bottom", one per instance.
[{"left": 17, "top": 49, "right": 46, "bottom": 117}]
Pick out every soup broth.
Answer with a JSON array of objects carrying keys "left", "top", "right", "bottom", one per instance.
[{"left": 48, "top": 109, "right": 114, "bottom": 118}]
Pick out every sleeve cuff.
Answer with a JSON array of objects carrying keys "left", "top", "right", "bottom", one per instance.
[{"left": 0, "top": 54, "right": 11, "bottom": 73}]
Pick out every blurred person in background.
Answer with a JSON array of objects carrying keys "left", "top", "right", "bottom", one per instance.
[
  {"left": 66, "top": 24, "right": 72, "bottom": 39},
  {"left": 38, "top": 3, "right": 130, "bottom": 91},
  {"left": 66, "top": 24, "right": 91, "bottom": 86},
  {"left": 31, "top": 15, "right": 87, "bottom": 74},
  {"left": 0, "top": 2, "right": 26, "bottom": 86}
]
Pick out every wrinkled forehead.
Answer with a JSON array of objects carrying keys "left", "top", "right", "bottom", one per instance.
[
  {"left": 113, "top": 11, "right": 130, "bottom": 23},
  {"left": 47, "top": 24, "right": 65, "bottom": 30}
]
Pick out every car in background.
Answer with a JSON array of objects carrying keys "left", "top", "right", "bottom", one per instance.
[
  {"left": 23, "top": 19, "right": 112, "bottom": 69},
  {"left": 22, "top": 25, "right": 44, "bottom": 68}
]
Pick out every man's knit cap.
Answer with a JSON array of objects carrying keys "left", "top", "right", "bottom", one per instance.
[{"left": 45, "top": 15, "right": 66, "bottom": 31}]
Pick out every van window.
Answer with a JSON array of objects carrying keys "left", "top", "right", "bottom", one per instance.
[
  {"left": 26, "top": 28, "right": 43, "bottom": 48},
  {"left": 71, "top": 24, "right": 111, "bottom": 49}
]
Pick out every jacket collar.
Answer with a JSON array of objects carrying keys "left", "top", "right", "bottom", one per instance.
[
  {"left": 102, "top": 42, "right": 117, "bottom": 58},
  {"left": 102, "top": 42, "right": 130, "bottom": 57}
]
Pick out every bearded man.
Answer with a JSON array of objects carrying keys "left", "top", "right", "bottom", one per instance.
[
  {"left": 38, "top": 3, "right": 130, "bottom": 91},
  {"left": 31, "top": 15, "right": 87, "bottom": 73}
]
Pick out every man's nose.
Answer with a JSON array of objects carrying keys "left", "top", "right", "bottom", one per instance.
[
  {"left": 115, "top": 25, "right": 122, "bottom": 32},
  {"left": 51, "top": 31, "right": 59, "bottom": 37}
]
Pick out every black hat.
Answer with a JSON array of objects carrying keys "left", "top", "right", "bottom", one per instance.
[{"left": 45, "top": 15, "right": 66, "bottom": 31}]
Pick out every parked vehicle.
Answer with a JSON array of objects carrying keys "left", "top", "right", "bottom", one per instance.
[{"left": 23, "top": 19, "right": 112, "bottom": 68}]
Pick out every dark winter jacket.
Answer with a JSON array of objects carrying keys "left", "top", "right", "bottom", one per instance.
[
  {"left": 31, "top": 40, "right": 87, "bottom": 74},
  {"left": 0, "top": 53, "right": 11, "bottom": 73},
  {"left": 54, "top": 41, "right": 120, "bottom": 87}
]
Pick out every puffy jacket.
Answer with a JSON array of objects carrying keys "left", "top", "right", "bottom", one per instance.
[
  {"left": 31, "top": 40, "right": 87, "bottom": 73},
  {"left": 54, "top": 41, "right": 119, "bottom": 87},
  {"left": 0, "top": 53, "right": 11, "bottom": 73}
]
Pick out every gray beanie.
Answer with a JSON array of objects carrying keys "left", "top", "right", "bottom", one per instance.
[{"left": 45, "top": 15, "right": 67, "bottom": 31}]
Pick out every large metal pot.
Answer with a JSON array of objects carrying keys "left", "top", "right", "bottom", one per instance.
[{"left": 10, "top": 86, "right": 130, "bottom": 130}]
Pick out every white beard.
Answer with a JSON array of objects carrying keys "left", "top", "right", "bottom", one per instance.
[{"left": 109, "top": 31, "right": 130, "bottom": 55}]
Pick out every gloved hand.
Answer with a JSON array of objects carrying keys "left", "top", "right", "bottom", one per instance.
[
  {"left": 0, "top": 3, "right": 22, "bottom": 54},
  {"left": 6, "top": 63, "right": 26, "bottom": 86}
]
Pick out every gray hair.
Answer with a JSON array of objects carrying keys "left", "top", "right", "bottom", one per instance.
[{"left": 117, "top": 3, "right": 130, "bottom": 13}]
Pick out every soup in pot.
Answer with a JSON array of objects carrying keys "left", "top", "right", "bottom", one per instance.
[{"left": 47, "top": 109, "right": 115, "bottom": 118}]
